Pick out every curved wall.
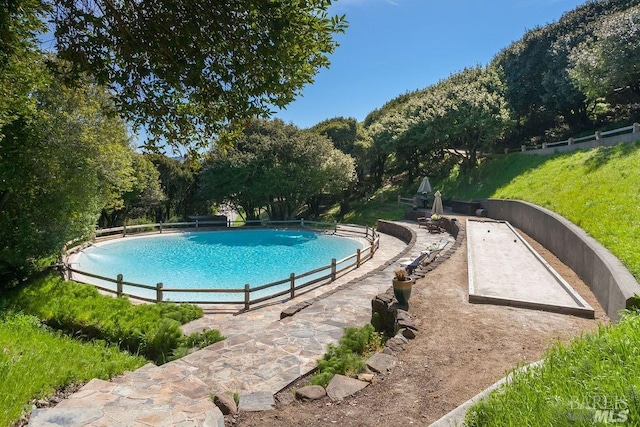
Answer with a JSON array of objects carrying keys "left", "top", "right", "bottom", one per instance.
[
  {"left": 376, "top": 220, "right": 415, "bottom": 245},
  {"left": 484, "top": 199, "right": 640, "bottom": 322}
]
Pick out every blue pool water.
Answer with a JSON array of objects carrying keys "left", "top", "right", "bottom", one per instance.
[{"left": 71, "top": 229, "right": 364, "bottom": 302}]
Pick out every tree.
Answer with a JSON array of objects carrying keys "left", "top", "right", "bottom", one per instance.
[
  {"left": 310, "top": 116, "right": 371, "bottom": 184},
  {"left": 311, "top": 117, "right": 358, "bottom": 155},
  {"left": 431, "top": 66, "right": 512, "bottom": 170},
  {"left": 1, "top": 1, "right": 147, "bottom": 284},
  {"left": 53, "top": 0, "right": 348, "bottom": 149},
  {"left": 492, "top": 0, "right": 639, "bottom": 143},
  {"left": 199, "top": 119, "right": 355, "bottom": 221},
  {"left": 0, "top": 0, "right": 48, "bottom": 131},
  {"left": 569, "top": 6, "right": 640, "bottom": 102},
  {"left": 0, "top": 71, "right": 135, "bottom": 284},
  {"left": 123, "top": 155, "right": 166, "bottom": 221},
  {"left": 147, "top": 154, "right": 200, "bottom": 221}
]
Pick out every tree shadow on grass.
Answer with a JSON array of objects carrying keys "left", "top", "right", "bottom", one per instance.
[
  {"left": 582, "top": 140, "right": 640, "bottom": 172},
  {"left": 438, "top": 153, "right": 555, "bottom": 200}
]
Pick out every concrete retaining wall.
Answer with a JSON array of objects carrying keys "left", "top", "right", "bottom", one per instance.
[
  {"left": 484, "top": 199, "right": 640, "bottom": 322},
  {"left": 376, "top": 220, "right": 415, "bottom": 245}
]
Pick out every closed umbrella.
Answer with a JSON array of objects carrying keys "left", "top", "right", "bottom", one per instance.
[
  {"left": 432, "top": 190, "right": 444, "bottom": 216},
  {"left": 417, "top": 177, "right": 432, "bottom": 194}
]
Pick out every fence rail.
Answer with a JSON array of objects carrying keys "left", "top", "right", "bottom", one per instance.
[
  {"left": 92, "top": 218, "right": 338, "bottom": 238},
  {"left": 519, "top": 123, "right": 640, "bottom": 154},
  {"left": 66, "top": 220, "right": 379, "bottom": 309},
  {"left": 397, "top": 196, "right": 415, "bottom": 207}
]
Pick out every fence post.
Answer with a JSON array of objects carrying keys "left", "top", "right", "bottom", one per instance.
[
  {"left": 568, "top": 137, "right": 574, "bottom": 146},
  {"left": 301, "top": 219, "right": 305, "bottom": 228},
  {"left": 521, "top": 145, "right": 526, "bottom": 152},
  {"left": 634, "top": 123, "right": 640, "bottom": 133},
  {"left": 595, "top": 130, "right": 602, "bottom": 142},
  {"left": 123, "top": 224, "right": 127, "bottom": 237},
  {"left": 365, "top": 226, "right": 369, "bottom": 238},
  {"left": 156, "top": 282, "right": 163, "bottom": 302},
  {"left": 196, "top": 219, "right": 199, "bottom": 230},
  {"left": 356, "top": 249, "right": 361, "bottom": 267},
  {"left": 116, "top": 274, "right": 123, "bottom": 297},
  {"left": 333, "top": 221, "right": 337, "bottom": 233},
  {"left": 160, "top": 222, "right": 163, "bottom": 233},
  {"left": 244, "top": 284, "right": 250, "bottom": 311},
  {"left": 542, "top": 142, "right": 547, "bottom": 149},
  {"left": 331, "top": 258, "right": 336, "bottom": 281},
  {"left": 290, "top": 273, "right": 295, "bottom": 299}
]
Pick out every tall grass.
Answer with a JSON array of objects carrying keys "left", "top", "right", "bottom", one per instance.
[
  {"left": 465, "top": 310, "right": 640, "bottom": 426},
  {"left": 6, "top": 275, "right": 222, "bottom": 364},
  {"left": 0, "top": 275, "right": 224, "bottom": 425},
  {"left": 0, "top": 313, "right": 146, "bottom": 427},
  {"left": 438, "top": 141, "right": 640, "bottom": 280}
]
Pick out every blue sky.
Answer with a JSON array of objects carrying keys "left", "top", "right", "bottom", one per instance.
[{"left": 274, "top": 0, "right": 587, "bottom": 129}]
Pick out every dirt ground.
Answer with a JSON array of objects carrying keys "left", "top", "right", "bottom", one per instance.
[{"left": 234, "top": 228, "right": 609, "bottom": 426}]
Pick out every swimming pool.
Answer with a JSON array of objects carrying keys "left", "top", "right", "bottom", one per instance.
[{"left": 68, "top": 228, "right": 368, "bottom": 303}]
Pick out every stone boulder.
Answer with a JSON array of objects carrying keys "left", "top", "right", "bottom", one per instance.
[
  {"left": 371, "top": 289, "right": 419, "bottom": 337},
  {"left": 213, "top": 394, "right": 237, "bottom": 415},
  {"left": 295, "top": 385, "right": 326, "bottom": 401},
  {"left": 366, "top": 352, "right": 397, "bottom": 374},
  {"left": 238, "top": 391, "right": 275, "bottom": 411},
  {"left": 326, "top": 374, "right": 368, "bottom": 401}
]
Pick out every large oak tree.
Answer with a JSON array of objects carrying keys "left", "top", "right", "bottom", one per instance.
[
  {"left": 569, "top": 6, "right": 640, "bottom": 102},
  {"left": 199, "top": 119, "right": 355, "bottom": 221}
]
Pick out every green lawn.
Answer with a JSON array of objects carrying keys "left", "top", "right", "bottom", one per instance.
[{"left": 0, "top": 313, "right": 146, "bottom": 427}]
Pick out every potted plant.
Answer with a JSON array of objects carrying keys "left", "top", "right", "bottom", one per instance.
[{"left": 392, "top": 268, "right": 413, "bottom": 308}]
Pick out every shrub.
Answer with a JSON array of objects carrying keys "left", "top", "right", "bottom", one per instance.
[
  {"left": 6, "top": 275, "right": 223, "bottom": 364},
  {"left": 311, "top": 324, "right": 383, "bottom": 387}
]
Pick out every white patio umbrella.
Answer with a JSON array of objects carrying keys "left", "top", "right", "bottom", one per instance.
[
  {"left": 417, "top": 177, "right": 432, "bottom": 194},
  {"left": 432, "top": 190, "right": 444, "bottom": 216}
]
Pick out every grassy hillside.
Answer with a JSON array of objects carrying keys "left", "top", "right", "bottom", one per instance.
[
  {"left": 465, "top": 310, "right": 640, "bottom": 426},
  {"left": 437, "top": 141, "right": 640, "bottom": 281}
]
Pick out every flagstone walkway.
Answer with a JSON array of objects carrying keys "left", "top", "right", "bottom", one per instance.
[{"left": 29, "top": 222, "right": 455, "bottom": 427}]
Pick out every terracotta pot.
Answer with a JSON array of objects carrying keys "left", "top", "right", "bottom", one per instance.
[{"left": 392, "top": 278, "right": 413, "bottom": 307}]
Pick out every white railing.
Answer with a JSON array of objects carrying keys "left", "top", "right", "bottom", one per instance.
[
  {"left": 65, "top": 220, "right": 379, "bottom": 309},
  {"left": 520, "top": 123, "right": 640, "bottom": 154}
]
